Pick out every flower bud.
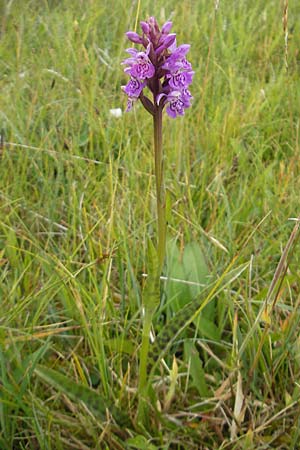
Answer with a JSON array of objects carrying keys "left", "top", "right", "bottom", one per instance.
[
  {"left": 126, "top": 31, "right": 144, "bottom": 44},
  {"left": 156, "top": 33, "right": 176, "bottom": 55},
  {"left": 140, "top": 21, "right": 150, "bottom": 35},
  {"left": 161, "top": 21, "right": 173, "bottom": 34}
]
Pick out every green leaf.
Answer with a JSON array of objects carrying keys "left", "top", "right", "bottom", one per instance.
[
  {"left": 15, "top": 343, "right": 50, "bottom": 401},
  {"left": 126, "top": 435, "right": 158, "bottom": 450},
  {"left": 34, "top": 365, "right": 130, "bottom": 426},
  {"left": 4, "top": 229, "right": 19, "bottom": 268},
  {"left": 166, "top": 240, "right": 209, "bottom": 308},
  {"left": 184, "top": 341, "right": 209, "bottom": 397},
  {"left": 194, "top": 315, "right": 220, "bottom": 341},
  {"left": 105, "top": 338, "right": 135, "bottom": 355},
  {"left": 165, "top": 240, "right": 214, "bottom": 331}
]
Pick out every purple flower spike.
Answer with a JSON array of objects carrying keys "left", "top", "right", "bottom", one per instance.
[{"left": 122, "top": 17, "right": 193, "bottom": 118}]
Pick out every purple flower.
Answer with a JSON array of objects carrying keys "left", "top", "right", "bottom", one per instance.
[
  {"left": 157, "top": 90, "right": 192, "bottom": 118},
  {"left": 121, "top": 17, "right": 193, "bottom": 118},
  {"left": 162, "top": 44, "right": 192, "bottom": 72},
  {"left": 167, "top": 70, "right": 194, "bottom": 90},
  {"left": 123, "top": 47, "right": 155, "bottom": 80},
  {"left": 130, "top": 52, "right": 155, "bottom": 79},
  {"left": 123, "top": 77, "right": 146, "bottom": 98}
]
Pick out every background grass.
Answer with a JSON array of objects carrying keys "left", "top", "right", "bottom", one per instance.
[{"left": 1, "top": 0, "right": 300, "bottom": 448}]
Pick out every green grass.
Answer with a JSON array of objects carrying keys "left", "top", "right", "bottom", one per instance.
[{"left": 1, "top": 0, "right": 300, "bottom": 448}]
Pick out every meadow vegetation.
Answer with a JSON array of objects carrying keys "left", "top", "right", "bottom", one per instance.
[{"left": 1, "top": 0, "right": 300, "bottom": 448}]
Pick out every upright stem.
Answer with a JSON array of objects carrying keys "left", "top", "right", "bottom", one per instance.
[
  {"left": 153, "top": 106, "right": 166, "bottom": 273},
  {"left": 137, "top": 105, "right": 166, "bottom": 426}
]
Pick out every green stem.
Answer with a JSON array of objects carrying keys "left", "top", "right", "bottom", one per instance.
[
  {"left": 136, "top": 310, "right": 152, "bottom": 425},
  {"left": 137, "top": 105, "right": 166, "bottom": 425},
  {"left": 138, "top": 310, "right": 152, "bottom": 390},
  {"left": 153, "top": 106, "right": 166, "bottom": 273}
]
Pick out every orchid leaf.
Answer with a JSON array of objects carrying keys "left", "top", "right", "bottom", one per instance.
[{"left": 34, "top": 365, "right": 130, "bottom": 426}]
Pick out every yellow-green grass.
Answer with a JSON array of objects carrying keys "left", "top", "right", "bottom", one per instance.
[{"left": 1, "top": 0, "right": 300, "bottom": 448}]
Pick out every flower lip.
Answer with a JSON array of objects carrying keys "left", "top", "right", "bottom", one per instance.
[
  {"left": 167, "top": 70, "right": 195, "bottom": 89},
  {"left": 130, "top": 58, "right": 155, "bottom": 80},
  {"left": 123, "top": 77, "right": 146, "bottom": 98},
  {"left": 158, "top": 90, "right": 193, "bottom": 118}
]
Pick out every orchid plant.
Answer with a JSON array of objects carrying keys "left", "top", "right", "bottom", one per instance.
[
  {"left": 121, "top": 17, "right": 193, "bottom": 420},
  {"left": 122, "top": 16, "right": 193, "bottom": 270}
]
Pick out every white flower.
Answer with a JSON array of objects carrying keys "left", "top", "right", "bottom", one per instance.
[{"left": 109, "top": 108, "right": 122, "bottom": 118}]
